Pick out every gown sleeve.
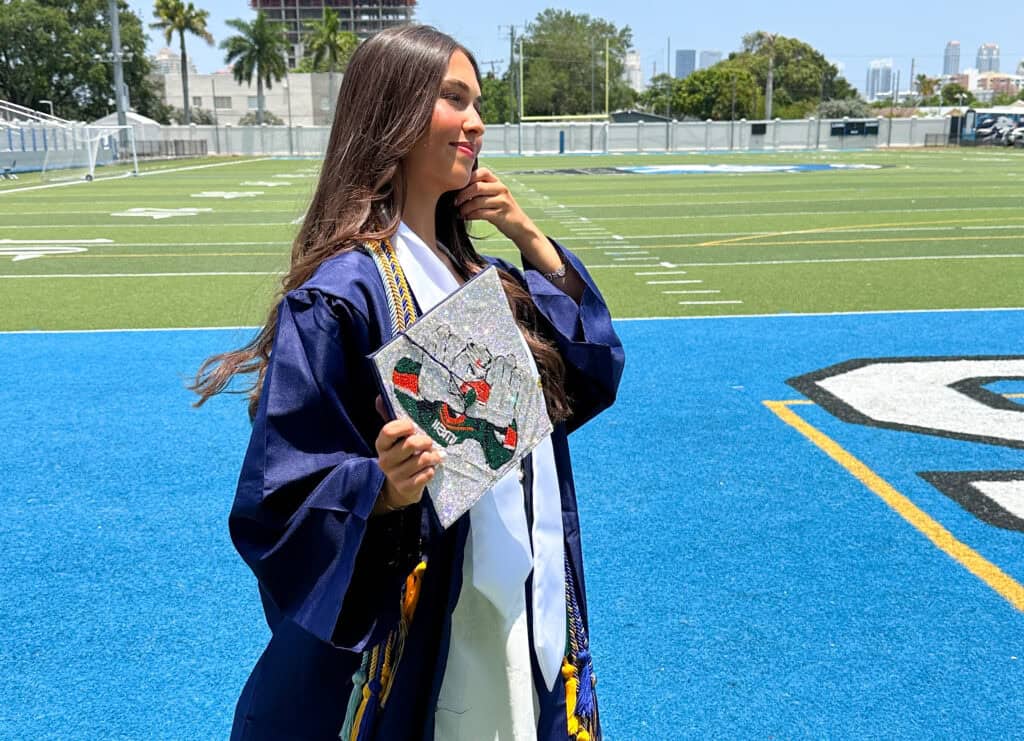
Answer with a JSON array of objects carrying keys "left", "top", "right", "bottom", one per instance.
[
  {"left": 501, "top": 239, "right": 625, "bottom": 433},
  {"left": 229, "top": 288, "right": 422, "bottom": 652}
]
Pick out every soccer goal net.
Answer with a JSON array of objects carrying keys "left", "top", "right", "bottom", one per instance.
[{"left": 40, "top": 124, "right": 139, "bottom": 181}]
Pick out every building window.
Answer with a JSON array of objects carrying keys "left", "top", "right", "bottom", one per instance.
[
  {"left": 248, "top": 96, "right": 259, "bottom": 110},
  {"left": 214, "top": 96, "right": 232, "bottom": 109},
  {"left": 192, "top": 96, "right": 202, "bottom": 107}
]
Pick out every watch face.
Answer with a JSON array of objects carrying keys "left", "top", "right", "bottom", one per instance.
[{"left": 372, "top": 267, "right": 553, "bottom": 528}]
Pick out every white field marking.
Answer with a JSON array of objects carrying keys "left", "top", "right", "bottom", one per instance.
[
  {"left": 647, "top": 279, "right": 702, "bottom": 285},
  {"left": 579, "top": 217, "right": 590, "bottom": 222},
  {"left": 636, "top": 270, "right": 687, "bottom": 276},
  {"left": 9, "top": 307, "right": 1024, "bottom": 335},
  {"left": 627, "top": 253, "right": 1024, "bottom": 269},
  {"left": 0, "top": 157, "right": 272, "bottom": 195},
  {"left": 191, "top": 191, "right": 264, "bottom": 199},
  {"left": 612, "top": 256, "right": 658, "bottom": 261},
  {"left": 604, "top": 251, "right": 649, "bottom": 256},
  {"left": 1, "top": 325, "right": 262, "bottom": 335},
  {"left": 0, "top": 246, "right": 88, "bottom": 262},
  {"left": 0, "top": 271, "right": 280, "bottom": 279},
  {"left": 110, "top": 207, "right": 214, "bottom": 220},
  {"left": 551, "top": 224, "right": 1024, "bottom": 241},
  {"left": 20, "top": 241, "right": 287, "bottom": 249},
  {"left": 0, "top": 238, "right": 112, "bottom": 245},
  {"left": 272, "top": 173, "right": 315, "bottom": 178},
  {"left": 292, "top": 215, "right": 305, "bottom": 224},
  {"left": 662, "top": 290, "right": 721, "bottom": 294},
  {"left": 241, "top": 181, "right": 291, "bottom": 187},
  {"left": 540, "top": 205, "right": 1024, "bottom": 222},
  {"left": 679, "top": 300, "right": 744, "bottom": 305},
  {"left": 564, "top": 192, "right": 1024, "bottom": 209},
  {"left": 613, "top": 307, "right": 1024, "bottom": 322},
  {"left": 0, "top": 220, "right": 292, "bottom": 229}
]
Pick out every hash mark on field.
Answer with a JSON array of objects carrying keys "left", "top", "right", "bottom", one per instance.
[
  {"left": 679, "top": 300, "right": 743, "bottom": 305},
  {"left": 647, "top": 279, "right": 700, "bottom": 285},
  {"left": 613, "top": 257, "right": 658, "bottom": 261},
  {"left": 605, "top": 251, "right": 649, "bottom": 256}
]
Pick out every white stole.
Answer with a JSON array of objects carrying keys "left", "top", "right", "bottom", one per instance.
[{"left": 391, "top": 221, "right": 567, "bottom": 691}]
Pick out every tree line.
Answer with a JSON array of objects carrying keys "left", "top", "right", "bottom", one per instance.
[{"left": 4, "top": 3, "right": 1020, "bottom": 127}]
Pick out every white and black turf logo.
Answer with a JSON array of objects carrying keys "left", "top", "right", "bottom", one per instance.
[{"left": 789, "top": 356, "right": 1024, "bottom": 533}]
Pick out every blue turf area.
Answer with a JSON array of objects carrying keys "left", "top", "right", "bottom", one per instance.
[{"left": 3, "top": 311, "right": 1024, "bottom": 739}]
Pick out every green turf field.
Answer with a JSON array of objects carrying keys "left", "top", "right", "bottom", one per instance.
[{"left": 2, "top": 149, "right": 1023, "bottom": 330}]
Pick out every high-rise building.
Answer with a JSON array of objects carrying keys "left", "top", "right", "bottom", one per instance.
[
  {"left": 977, "top": 43, "right": 1000, "bottom": 73},
  {"left": 675, "top": 49, "right": 696, "bottom": 79},
  {"left": 623, "top": 49, "right": 644, "bottom": 92},
  {"left": 943, "top": 41, "right": 960, "bottom": 76},
  {"left": 152, "top": 47, "right": 197, "bottom": 75},
  {"left": 698, "top": 50, "right": 722, "bottom": 69},
  {"left": 866, "top": 58, "right": 893, "bottom": 101},
  {"left": 249, "top": 0, "right": 417, "bottom": 68}
]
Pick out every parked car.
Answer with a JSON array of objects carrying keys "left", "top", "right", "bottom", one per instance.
[{"left": 1006, "top": 125, "right": 1024, "bottom": 148}]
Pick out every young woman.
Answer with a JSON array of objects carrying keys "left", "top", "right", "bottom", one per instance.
[{"left": 193, "top": 24, "right": 624, "bottom": 741}]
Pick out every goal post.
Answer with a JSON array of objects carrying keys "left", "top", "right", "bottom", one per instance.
[{"left": 40, "top": 124, "right": 139, "bottom": 182}]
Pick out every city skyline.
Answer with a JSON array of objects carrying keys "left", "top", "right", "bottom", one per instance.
[{"left": 127, "top": 0, "right": 1024, "bottom": 95}]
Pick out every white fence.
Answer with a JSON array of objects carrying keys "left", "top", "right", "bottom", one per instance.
[{"left": 2, "top": 117, "right": 956, "bottom": 170}]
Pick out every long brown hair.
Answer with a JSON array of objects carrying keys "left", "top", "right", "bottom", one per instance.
[{"left": 191, "top": 24, "right": 570, "bottom": 422}]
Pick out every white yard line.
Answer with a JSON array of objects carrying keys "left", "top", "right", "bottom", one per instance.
[
  {"left": 679, "top": 300, "right": 744, "bottom": 305},
  {"left": 647, "top": 279, "right": 702, "bottom": 285},
  {"left": 0, "top": 157, "right": 272, "bottom": 195},
  {"left": 5, "top": 306, "right": 1024, "bottom": 334},
  {"left": 0, "top": 271, "right": 279, "bottom": 279}
]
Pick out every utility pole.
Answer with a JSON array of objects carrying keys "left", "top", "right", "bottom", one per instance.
[
  {"left": 909, "top": 57, "right": 916, "bottom": 102},
  {"left": 500, "top": 25, "right": 518, "bottom": 122},
  {"left": 518, "top": 36, "right": 524, "bottom": 154},
  {"left": 730, "top": 71, "right": 737, "bottom": 150},
  {"left": 107, "top": 0, "right": 128, "bottom": 143},
  {"left": 764, "top": 35, "right": 775, "bottom": 120},
  {"left": 605, "top": 37, "right": 610, "bottom": 117},
  {"left": 666, "top": 36, "right": 671, "bottom": 119}
]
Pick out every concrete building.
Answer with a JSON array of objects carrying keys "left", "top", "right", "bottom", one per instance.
[
  {"left": 977, "top": 43, "right": 1000, "bottom": 73},
  {"left": 623, "top": 49, "right": 644, "bottom": 92},
  {"left": 943, "top": 41, "right": 960, "bottom": 76},
  {"left": 976, "top": 72, "right": 1024, "bottom": 96},
  {"left": 156, "top": 70, "right": 338, "bottom": 127},
  {"left": 675, "top": 49, "right": 696, "bottom": 79},
  {"left": 866, "top": 58, "right": 894, "bottom": 101},
  {"left": 698, "top": 50, "right": 722, "bottom": 69},
  {"left": 249, "top": 0, "right": 416, "bottom": 68}
]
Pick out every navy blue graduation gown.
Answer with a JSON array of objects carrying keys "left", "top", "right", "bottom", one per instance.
[{"left": 229, "top": 241, "right": 624, "bottom": 740}]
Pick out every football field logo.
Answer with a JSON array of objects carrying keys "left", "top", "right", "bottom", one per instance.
[{"left": 767, "top": 356, "right": 1024, "bottom": 609}]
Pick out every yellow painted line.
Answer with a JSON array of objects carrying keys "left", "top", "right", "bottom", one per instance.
[
  {"left": 764, "top": 399, "right": 1024, "bottom": 611},
  {"left": 697, "top": 216, "right": 1009, "bottom": 248}
]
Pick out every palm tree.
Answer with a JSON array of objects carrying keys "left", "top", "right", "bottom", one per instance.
[
  {"left": 221, "top": 13, "right": 289, "bottom": 126},
  {"left": 303, "top": 8, "right": 359, "bottom": 107},
  {"left": 151, "top": 0, "right": 214, "bottom": 125},
  {"left": 915, "top": 74, "right": 939, "bottom": 99}
]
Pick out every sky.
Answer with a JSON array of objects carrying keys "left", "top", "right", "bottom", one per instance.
[{"left": 129, "top": 0, "right": 1024, "bottom": 94}]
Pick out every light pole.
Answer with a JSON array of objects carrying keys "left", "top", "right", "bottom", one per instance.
[
  {"left": 957, "top": 93, "right": 965, "bottom": 146},
  {"left": 39, "top": 99, "right": 54, "bottom": 117}
]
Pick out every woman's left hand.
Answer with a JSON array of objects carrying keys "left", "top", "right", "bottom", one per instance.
[{"left": 453, "top": 167, "right": 538, "bottom": 246}]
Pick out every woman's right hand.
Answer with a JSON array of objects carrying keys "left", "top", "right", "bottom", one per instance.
[{"left": 373, "top": 416, "right": 444, "bottom": 515}]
